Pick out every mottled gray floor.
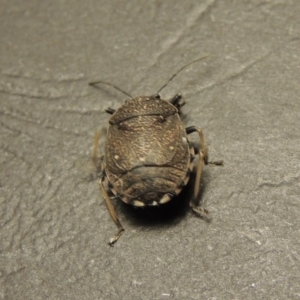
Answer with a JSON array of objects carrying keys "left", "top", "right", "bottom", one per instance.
[{"left": 1, "top": 1, "right": 300, "bottom": 299}]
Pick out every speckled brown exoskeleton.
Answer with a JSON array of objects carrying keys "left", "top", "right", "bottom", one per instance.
[{"left": 90, "top": 56, "right": 223, "bottom": 246}]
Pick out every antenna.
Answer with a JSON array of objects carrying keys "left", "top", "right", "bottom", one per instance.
[
  {"left": 89, "top": 80, "right": 132, "bottom": 98},
  {"left": 156, "top": 54, "right": 210, "bottom": 94}
]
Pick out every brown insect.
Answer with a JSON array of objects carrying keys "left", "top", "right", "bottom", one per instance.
[{"left": 90, "top": 56, "right": 223, "bottom": 246}]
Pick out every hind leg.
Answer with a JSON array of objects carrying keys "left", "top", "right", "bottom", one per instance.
[
  {"left": 185, "top": 126, "right": 223, "bottom": 220},
  {"left": 93, "top": 129, "right": 124, "bottom": 246},
  {"left": 99, "top": 176, "right": 124, "bottom": 246}
]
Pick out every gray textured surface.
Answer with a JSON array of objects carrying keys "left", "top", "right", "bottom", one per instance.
[{"left": 1, "top": 1, "right": 300, "bottom": 299}]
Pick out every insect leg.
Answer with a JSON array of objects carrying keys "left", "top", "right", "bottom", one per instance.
[
  {"left": 169, "top": 93, "right": 185, "bottom": 111},
  {"left": 93, "top": 129, "right": 103, "bottom": 167},
  {"left": 186, "top": 126, "right": 224, "bottom": 166},
  {"left": 93, "top": 129, "right": 124, "bottom": 246},
  {"left": 185, "top": 126, "right": 208, "bottom": 219},
  {"left": 185, "top": 126, "right": 222, "bottom": 220},
  {"left": 99, "top": 177, "right": 124, "bottom": 246}
]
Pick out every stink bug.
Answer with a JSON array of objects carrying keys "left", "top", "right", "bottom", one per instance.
[{"left": 90, "top": 56, "right": 223, "bottom": 246}]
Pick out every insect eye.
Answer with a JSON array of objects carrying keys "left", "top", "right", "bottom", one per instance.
[{"left": 154, "top": 94, "right": 160, "bottom": 99}]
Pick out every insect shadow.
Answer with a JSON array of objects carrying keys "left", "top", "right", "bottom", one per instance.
[{"left": 119, "top": 167, "right": 211, "bottom": 228}]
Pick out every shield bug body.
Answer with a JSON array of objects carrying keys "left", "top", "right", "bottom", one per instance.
[{"left": 90, "top": 57, "right": 223, "bottom": 246}]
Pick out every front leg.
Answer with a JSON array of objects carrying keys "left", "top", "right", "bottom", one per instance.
[
  {"left": 169, "top": 93, "right": 185, "bottom": 111},
  {"left": 92, "top": 129, "right": 103, "bottom": 167}
]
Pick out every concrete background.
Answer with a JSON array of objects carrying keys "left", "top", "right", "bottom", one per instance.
[{"left": 1, "top": 1, "right": 300, "bottom": 299}]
